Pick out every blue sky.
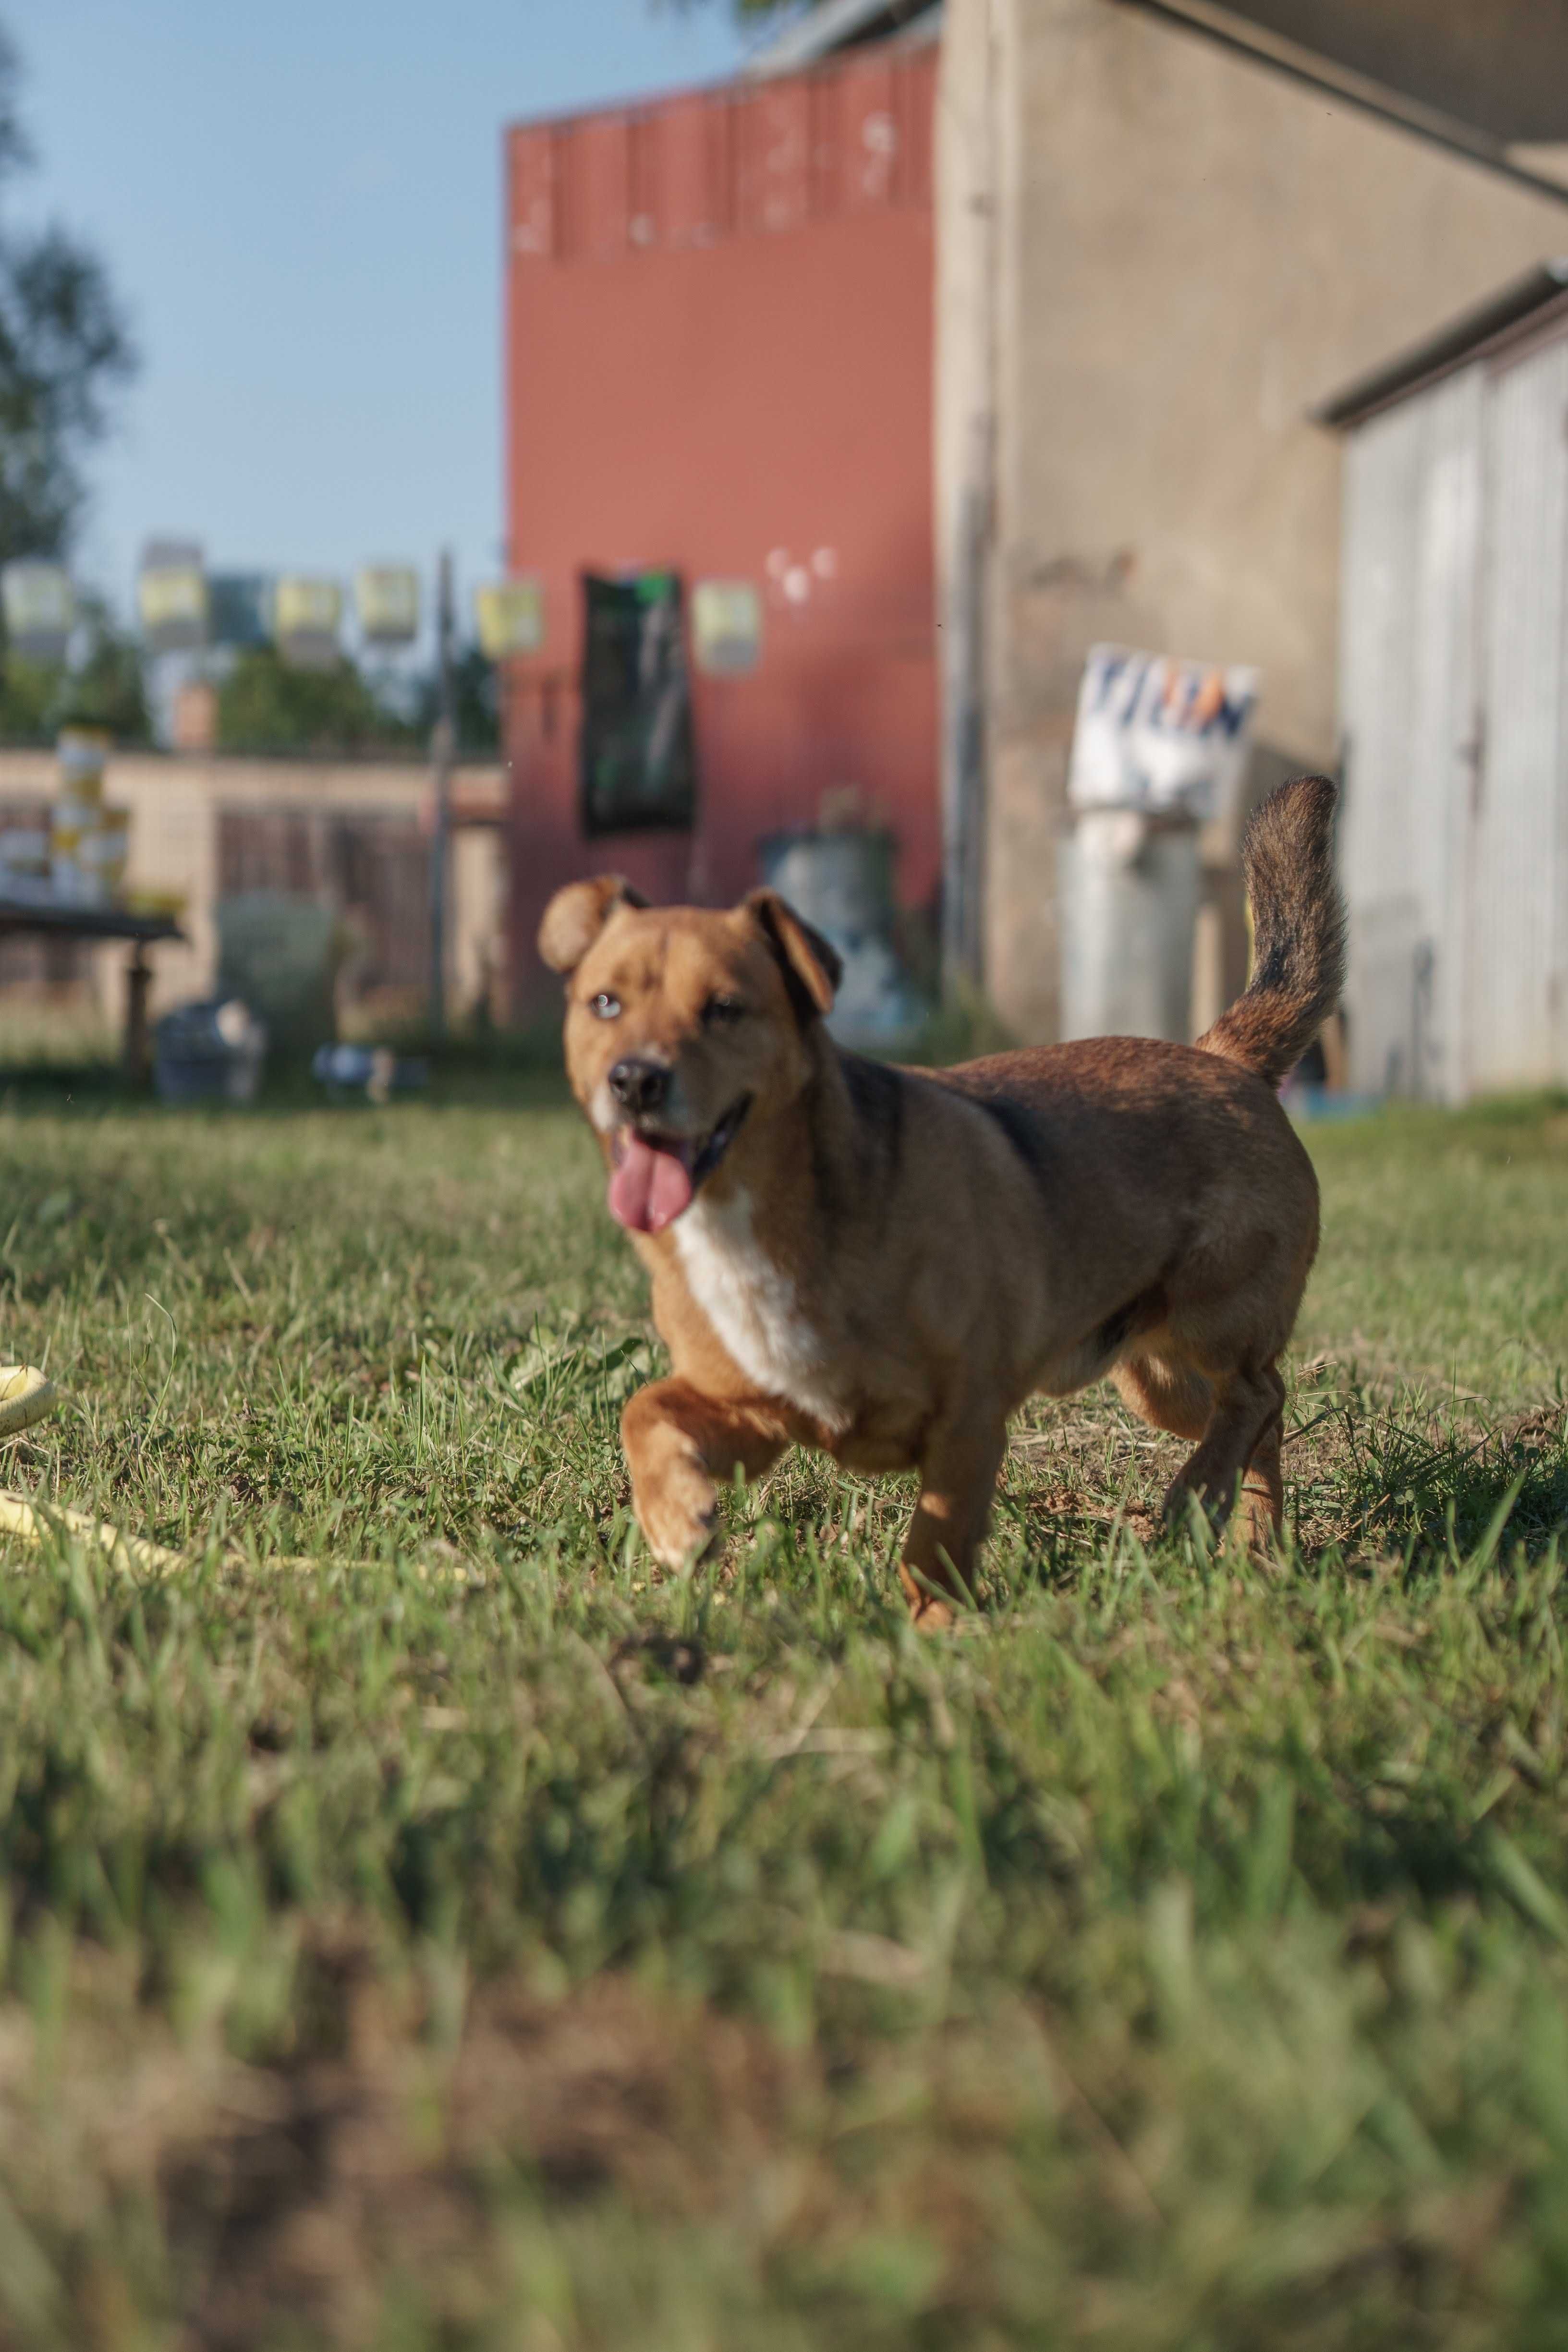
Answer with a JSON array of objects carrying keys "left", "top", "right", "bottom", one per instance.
[{"left": 10, "top": 0, "right": 759, "bottom": 628}]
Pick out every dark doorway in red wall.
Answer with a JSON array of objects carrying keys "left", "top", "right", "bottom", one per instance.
[{"left": 580, "top": 571, "right": 697, "bottom": 837}]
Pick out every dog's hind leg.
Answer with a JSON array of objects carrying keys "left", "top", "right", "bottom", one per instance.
[
  {"left": 1112, "top": 1351, "right": 1212, "bottom": 1444},
  {"left": 1239, "top": 1398, "right": 1285, "bottom": 1549},
  {"left": 1160, "top": 1360, "right": 1286, "bottom": 1542},
  {"left": 622, "top": 1378, "right": 788, "bottom": 1569},
  {"left": 898, "top": 1408, "right": 1009, "bottom": 1631}
]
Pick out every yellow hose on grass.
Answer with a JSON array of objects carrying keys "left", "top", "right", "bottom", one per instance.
[
  {"left": 0, "top": 1489, "right": 183, "bottom": 1576},
  {"left": 0, "top": 1365, "right": 59, "bottom": 1441},
  {"left": 1, "top": 1368, "right": 482, "bottom": 1582},
  {"left": 0, "top": 1494, "right": 478, "bottom": 1583}
]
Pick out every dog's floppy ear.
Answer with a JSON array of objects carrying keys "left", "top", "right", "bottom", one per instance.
[
  {"left": 538, "top": 876, "right": 648, "bottom": 975},
  {"left": 744, "top": 889, "right": 841, "bottom": 1021}
]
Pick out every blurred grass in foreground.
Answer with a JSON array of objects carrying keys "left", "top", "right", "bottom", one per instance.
[{"left": 0, "top": 1082, "right": 1564, "bottom": 2348}]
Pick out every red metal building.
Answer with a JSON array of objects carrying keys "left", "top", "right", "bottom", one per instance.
[{"left": 502, "top": 36, "right": 939, "bottom": 1012}]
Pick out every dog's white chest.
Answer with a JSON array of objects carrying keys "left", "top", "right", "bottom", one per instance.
[{"left": 672, "top": 1189, "right": 841, "bottom": 1424}]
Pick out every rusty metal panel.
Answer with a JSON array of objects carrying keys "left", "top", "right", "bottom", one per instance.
[
  {"left": 736, "top": 80, "right": 811, "bottom": 235},
  {"left": 575, "top": 112, "right": 632, "bottom": 262},
  {"left": 656, "top": 91, "right": 729, "bottom": 249},
  {"left": 501, "top": 55, "right": 940, "bottom": 1012},
  {"left": 834, "top": 55, "right": 901, "bottom": 215},
  {"left": 897, "top": 47, "right": 938, "bottom": 208},
  {"left": 627, "top": 112, "right": 658, "bottom": 251},
  {"left": 807, "top": 67, "right": 840, "bottom": 219},
  {"left": 516, "top": 58, "right": 934, "bottom": 263},
  {"left": 1470, "top": 333, "right": 1568, "bottom": 1091},
  {"left": 509, "top": 125, "right": 558, "bottom": 263}
]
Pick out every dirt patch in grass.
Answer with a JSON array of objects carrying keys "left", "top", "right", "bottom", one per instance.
[
  {"left": 3, "top": 1937, "right": 806, "bottom": 2347},
  {"left": 5, "top": 1928, "right": 1544, "bottom": 2352}
]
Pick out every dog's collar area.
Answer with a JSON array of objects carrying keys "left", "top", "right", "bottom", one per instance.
[{"left": 692, "top": 1093, "right": 752, "bottom": 1188}]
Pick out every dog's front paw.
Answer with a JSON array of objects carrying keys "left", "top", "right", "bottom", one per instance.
[
  {"left": 633, "top": 1457, "right": 721, "bottom": 1569},
  {"left": 908, "top": 1594, "right": 958, "bottom": 1635}
]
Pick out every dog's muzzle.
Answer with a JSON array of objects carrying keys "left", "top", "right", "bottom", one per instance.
[{"left": 606, "top": 1095, "right": 752, "bottom": 1234}]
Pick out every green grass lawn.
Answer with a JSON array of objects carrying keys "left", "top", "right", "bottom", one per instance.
[{"left": 0, "top": 1072, "right": 1567, "bottom": 2350}]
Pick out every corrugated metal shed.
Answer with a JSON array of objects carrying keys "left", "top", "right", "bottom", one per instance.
[
  {"left": 506, "top": 50, "right": 935, "bottom": 262},
  {"left": 1327, "top": 270, "right": 1568, "bottom": 1099}
]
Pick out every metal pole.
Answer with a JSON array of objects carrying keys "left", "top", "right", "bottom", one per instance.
[
  {"left": 939, "top": 0, "right": 999, "bottom": 998},
  {"left": 123, "top": 942, "right": 154, "bottom": 1087},
  {"left": 428, "top": 548, "right": 455, "bottom": 1039},
  {"left": 944, "top": 473, "right": 991, "bottom": 988}
]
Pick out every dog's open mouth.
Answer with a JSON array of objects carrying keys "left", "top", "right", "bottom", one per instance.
[{"left": 607, "top": 1097, "right": 752, "bottom": 1234}]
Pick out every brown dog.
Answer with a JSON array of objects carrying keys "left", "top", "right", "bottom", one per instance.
[{"left": 539, "top": 774, "right": 1344, "bottom": 1626}]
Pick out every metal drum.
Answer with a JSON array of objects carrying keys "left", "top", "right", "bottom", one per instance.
[
  {"left": 1059, "top": 811, "right": 1202, "bottom": 1044},
  {"left": 758, "top": 826, "right": 926, "bottom": 1049}
]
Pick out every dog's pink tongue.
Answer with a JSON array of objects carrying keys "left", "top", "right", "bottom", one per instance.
[{"left": 608, "top": 1135, "right": 694, "bottom": 1234}]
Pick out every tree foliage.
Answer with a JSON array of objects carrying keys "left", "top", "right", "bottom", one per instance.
[
  {"left": 217, "top": 642, "right": 501, "bottom": 761},
  {"left": 413, "top": 645, "right": 501, "bottom": 758},
  {"left": 216, "top": 649, "right": 418, "bottom": 759},
  {"left": 0, "top": 22, "right": 135, "bottom": 567},
  {"left": 58, "top": 598, "right": 151, "bottom": 739},
  {"left": 0, "top": 595, "right": 149, "bottom": 743}
]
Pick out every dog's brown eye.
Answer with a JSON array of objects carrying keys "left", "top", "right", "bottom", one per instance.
[
  {"left": 589, "top": 991, "right": 621, "bottom": 1020},
  {"left": 703, "top": 994, "right": 746, "bottom": 1026}
]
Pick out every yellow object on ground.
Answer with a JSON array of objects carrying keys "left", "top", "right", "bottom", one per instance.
[
  {"left": 0, "top": 1371, "right": 183, "bottom": 1572},
  {"left": 0, "top": 1370, "right": 475, "bottom": 1580},
  {"left": 0, "top": 1365, "right": 60, "bottom": 1441},
  {"left": 0, "top": 1479, "right": 477, "bottom": 1584},
  {"left": 0, "top": 1490, "right": 182, "bottom": 1576}
]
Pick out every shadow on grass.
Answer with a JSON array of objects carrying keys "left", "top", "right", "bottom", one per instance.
[
  {"left": 0, "top": 1057, "right": 131, "bottom": 1102},
  {"left": 1338, "top": 1803, "right": 1488, "bottom": 1909}
]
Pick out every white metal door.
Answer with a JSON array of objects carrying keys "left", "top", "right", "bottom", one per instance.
[
  {"left": 1339, "top": 371, "right": 1483, "bottom": 1100},
  {"left": 1469, "top": 336, "right": 1568, "bottom": 1092}
]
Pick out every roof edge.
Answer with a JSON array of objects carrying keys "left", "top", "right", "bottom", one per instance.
[
  {"left": 743, "top": 0, "right": 941, "bottom": 79},
  {"left": 1113, "top": 0, "right": 1568, "bottom": 213},
  {"left": 1316, "top": 261, "right": 1568, "bottom": 429}
]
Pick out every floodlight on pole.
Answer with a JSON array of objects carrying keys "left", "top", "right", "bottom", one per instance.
[
  {"left": 355, "top": 565, "right": 421, "bottom": 647},
  {"left": 275, "top": 576, "right": 343, "bottom": 670},
  {"left": 1, "top": 560, "right": 75, "bottom": 663},
  {"left": 474, "top": 576, "right": 544, "bottom": 660},
  {"left": 428, "top": 550, "right": 456, "bottom": 1041},
  {"left": 137, "top": 542, "right": 207, "bottom": 654}
]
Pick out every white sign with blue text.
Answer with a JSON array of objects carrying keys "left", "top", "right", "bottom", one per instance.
[{"left": 1067, "top": 645, "right": 1260, "bottom": 823}]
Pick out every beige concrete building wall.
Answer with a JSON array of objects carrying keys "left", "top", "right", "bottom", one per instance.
[
  {"left": 0, "top": 750, "right": 507, "bottom": 1031},
  {"left": 938, "top": 0, "right": 1568, "bottom": 1041}
]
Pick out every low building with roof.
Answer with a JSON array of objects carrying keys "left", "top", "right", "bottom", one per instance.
[
  {"left": 1323, "top": 262, "right": 1568, "bottom": 1100},
  {"left": 936, "top": 0, "right": 1568, "bottom": 1043}
]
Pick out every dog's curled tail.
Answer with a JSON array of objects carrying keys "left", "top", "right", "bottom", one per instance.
[{"left": 1198, "top": 773, "right": 1346, "bottom": 1090}]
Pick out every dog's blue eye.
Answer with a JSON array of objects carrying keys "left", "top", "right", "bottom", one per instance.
[
  {"left": 704, "top": 994, "right": 746, "bottom": 1026},
  {"left": 590, "top": 992, "right": 621, "bottom": 1020}
]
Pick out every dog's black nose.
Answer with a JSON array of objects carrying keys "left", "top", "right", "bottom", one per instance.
[{"left": 608, "top": 1057, "right": 670, "bottom": 1115}]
